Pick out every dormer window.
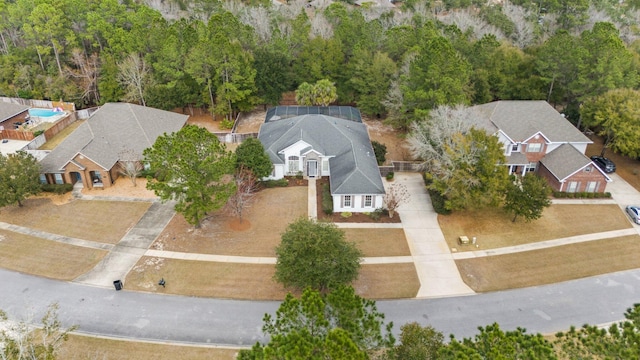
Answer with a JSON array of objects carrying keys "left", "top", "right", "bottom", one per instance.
[
  {"left": 511, "top": 143, "right": 519, "bottom": 152},
  {"left": 527, "top": 143, "right": 542, "bottom": 153}
]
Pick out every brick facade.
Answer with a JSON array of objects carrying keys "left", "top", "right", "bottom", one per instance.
[{"left": 538, "top": 163, "right": 607, "bottom": 193}]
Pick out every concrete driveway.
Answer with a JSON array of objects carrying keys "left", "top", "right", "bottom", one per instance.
[{"left": 391, "top": 173, "right": 474, "bottom": 298}]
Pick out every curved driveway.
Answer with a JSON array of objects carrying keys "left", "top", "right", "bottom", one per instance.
[{"left": 1, "top": 267, "right": 640, "bottom": 346}]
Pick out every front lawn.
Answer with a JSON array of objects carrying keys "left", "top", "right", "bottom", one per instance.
[
  {"left": 125, "top": 257, "right": 420, "bottom": 300},
  {"left": 439, "top": 204, "right": 631, "bottom": 251},
  {"left": 455, "top": 235, "right": 640, "bottom": 292},
  {"left": 0, "top": 199, "right": 151, "bottom": 244},
  {"left": 0, "top": 229, "right": 107, "bottom": 280}
]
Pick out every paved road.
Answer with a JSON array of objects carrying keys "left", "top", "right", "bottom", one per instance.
[{"left": 2, "top": 267, "right": 639, "bottom": 346}]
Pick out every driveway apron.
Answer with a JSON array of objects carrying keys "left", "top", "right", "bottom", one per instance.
[
  {"left": 73, "top": 201, "right": 176, "bottom": 288},
  {"left": 390, "top": 173, "right": 475, "bottom": 298}
]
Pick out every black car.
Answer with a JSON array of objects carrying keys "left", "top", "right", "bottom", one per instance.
[{"left": 590, "top": 155, "right": 616, "bottom": 173}]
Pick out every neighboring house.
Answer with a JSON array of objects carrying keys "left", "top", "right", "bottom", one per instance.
[
  {"left": 469, "top": 100, "right": 611, "bottom": 192},
  {"left": 0, "top": 102, "right": 29, "bottom": 131},
  {"left": 39, "top": 103, "right": 188, "bottom": 189},
  {"left": 258, "top": 106, "right": 385, "bottom": 213}
]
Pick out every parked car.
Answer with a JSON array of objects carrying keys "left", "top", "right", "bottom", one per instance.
[
  {"left": 626, "top": 205, "right": 640, "bottom": 224},
  {"left": 590, "top": 155, "right": 616, "bottom": 173}
]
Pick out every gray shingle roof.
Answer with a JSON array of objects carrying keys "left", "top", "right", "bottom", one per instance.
[
  {"left": 40, "top": 103, "right": 188, "bottom": 172},
  {"left": 539, "top": 143, "right": 594, "bottom": 181},
  {"left": 258, "top": 113, "right": 385, "bottom": 195},
  {"left": 0, "top": 103, "right": 29, "bottom": 123},
  {"left": 469, "top": 101, "right": 591, "bottom": 143}
]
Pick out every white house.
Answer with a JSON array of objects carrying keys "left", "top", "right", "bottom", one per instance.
[{"left": 258, "top": 106, "right": 385, "bottom": 213}]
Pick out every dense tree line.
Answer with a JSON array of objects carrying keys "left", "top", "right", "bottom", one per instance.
[{"left": 0, "top": 0, "right": 638, "bottom": 126}]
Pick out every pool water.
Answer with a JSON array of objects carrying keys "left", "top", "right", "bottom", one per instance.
[{"left": 29, "top": 108, "right": 63, "bottom": 117}]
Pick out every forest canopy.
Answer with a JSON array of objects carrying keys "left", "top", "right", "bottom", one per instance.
[{"left": 0, "top": 0, "right": 638, "bottom": 128}]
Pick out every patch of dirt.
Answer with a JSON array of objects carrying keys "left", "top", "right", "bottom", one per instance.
[
  {"left": 81, "top": 177, "right": 157, "bottom": 199},
  {"left": 363, "top": 116, "right": 412, "bottom": 163},
  {"left": 181, "top": 107, "right": 227, "bottom": 133},
  {"left": 228, "top": 218, "right": 251, "bottom": 231},
  {"left": 315, "top": 177, "right": 401, "bottom": 223},
  {"left": 235, "top": 108, "right": 266, "bottom": 133}
]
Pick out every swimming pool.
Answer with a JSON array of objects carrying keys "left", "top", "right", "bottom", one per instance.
[{"left": 29, "top": 108, "right": 64, "bottom": 117}]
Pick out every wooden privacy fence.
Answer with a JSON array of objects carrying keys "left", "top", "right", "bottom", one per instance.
[
  {"left": 0, "top": 129, "right": 34, "bottom": 141},
  {"left": 213, "top": 132, "right": 258, "bottom": 144},
  {"left": 43, "top": 113, "right": 77, "bottom": 140},
  {"left": 379, "top": 161, "right": 425, "bottom": 176}
]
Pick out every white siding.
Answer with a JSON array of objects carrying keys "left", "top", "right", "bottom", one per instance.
[{"left": 332, "top": 194, "right": 383, "bottom": 213}]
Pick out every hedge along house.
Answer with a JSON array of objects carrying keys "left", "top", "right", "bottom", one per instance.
[
  {"left": 258, "top": 106, "right": 385, "bottom": 213},
  {"left": 39, "top": 103, "right": 188, "bottom": 189},
  {"left": 468, "top": 100, "right": 611, "bottom": 192}
]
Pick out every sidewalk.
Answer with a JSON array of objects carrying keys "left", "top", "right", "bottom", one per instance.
[
  {"left": 391, "top": 173, "right": 475, "bottom": 298},
  {"left": 73, "top": 201, "right": 176, "bottom": 288}
]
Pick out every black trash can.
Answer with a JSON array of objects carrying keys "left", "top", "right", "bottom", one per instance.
[{"left": 113, "top": 280, "right": 123, "bottom": 291}]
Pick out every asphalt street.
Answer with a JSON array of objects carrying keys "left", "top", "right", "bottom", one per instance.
[{"left": 2, "top": 267, "right": 639, "bottom": 346}]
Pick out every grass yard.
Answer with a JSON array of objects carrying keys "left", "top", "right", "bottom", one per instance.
[
  {"left": 439, "top": 204, "right": 631, "bottom": 251},
  {"left": 59, "top": 334, "right": 239, "bottom": 360},
  {"left": 38, "top": 120, "right": 84, "bottom": 150},
  {"left": 153, "top": 187, "right": 307, "bottom": 256},
  {"left": 0, "top": 199, "right": 151, "bottom": 244},
  {"left": 455, "top": 235, "right": 640, "bottom": 292},
  {"left": 0, "top": 230, "right": 106, "bottom": 280},
  {"left": 344, "top": 228, "right": 410, "bottom": 257},
  {"left": 125, "top": 257, "right": 420, "bottom": 300}
]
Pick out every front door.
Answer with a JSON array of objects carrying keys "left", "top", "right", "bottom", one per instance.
[
  {"left": 70, "top": 172, "right": 82, "bottom": 185},
  {"left": 307, "top": 160, "right": 318, "bottom": 177}
]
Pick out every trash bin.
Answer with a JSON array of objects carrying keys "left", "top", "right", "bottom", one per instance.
[{"left": 113, "top": 280, "right": 123, "bottom": 291}]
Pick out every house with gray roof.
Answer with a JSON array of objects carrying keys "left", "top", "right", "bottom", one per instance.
[
  {"left": 468, "top": 100, "right": 610, "bottom": 192},
  {"left": 258, "top": 106, "right": 385, "bottom": 213},
  {"left": 0, "top": 102, "right": 29, "bottom": 132},
  {"left": 39, "top": 103, "right": 188, "bottom": 189}
]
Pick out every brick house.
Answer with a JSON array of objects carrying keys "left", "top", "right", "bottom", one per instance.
[
  {"left": 39, "top": 103, "right": 188, "bottom": 189},
  {"left": 469, "top": 101, "right": 611, "bottom": 192},
  {"left": 0, "top": 102, "right": 29, "bottom": 132}
]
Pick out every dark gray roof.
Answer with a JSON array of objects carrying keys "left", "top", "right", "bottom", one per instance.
[
  {"left": 539, "top": 143, "right": 595, "bottom": 181},
  {"left": 469, "top": 101, "right": 591, "bottom": 143},
  {"left": 265, "top": 106, "right": 362, "bottom": 123},
  {"left": 0, "top": 102, "right": 29, "bottom": 123},
  {"left": 505, "top": 152, "right": 528, "bottom": 165},
  {"left": 40, "top": 103, "right": 188, "bottom": 172},
  {"left": 258, "top": 114, "right": 384, "bottom": 195}
]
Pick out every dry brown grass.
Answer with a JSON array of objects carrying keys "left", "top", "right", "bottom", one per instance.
[
  {"left": 363, "top": 117, "right": 412, "bottom": 163},
  {"left": 354, "top": 263, "right": 420, "bottom": 299},
  {"left": 456, "top": 235, "right": 640, "bottom": 292},
  {"left": 439, "top": 204, "right": 631, "bottom": 250},
  {"left": 59, "top": 334, "right": 239, "bottom": 360},
  {"left": 38, "top": 120, "right": 85, "bottom": 150},
  {"left": 0, "top": 199, "right": 151, "bottom": 244},
  {"left": 153, "top": 187, "right": 307, "bottom": 256},
  {"left": 0, "top": 230, "right": 106, "bottom": 280},
  {"left": 344, "top": 228, "right": 410, "bottom": 257},
  {"left": 125, "top": 257, "right": 420, "bottom": 300}
]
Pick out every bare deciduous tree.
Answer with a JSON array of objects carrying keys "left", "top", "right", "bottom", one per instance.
[
  {"left": 438, "top": 9, "right": 505, "bottom": 41},
  {"left": 310, "top": 13, "right": 334, "bottom": 40},
  {"left": 118, "top": 148, "right": 143, "bottom": 187},
  {"left": 384, "top": 183, "right": 410, "bottom": 218},
  {"left": 238, "top": 7, "right": 272, "bottom": 43},
  {"left": 66, "top": 49, "right": 100, "bottom": 105},
  {"left": 117, "top": 53, "right": 149, "bottom": 106},
  {"left": 226, "top": 166, "right": 259, "bottom": 223},
  {"left": 0, "top": 303, "right": 77, "bottom": 360},
  {"left": 502, "top": 2, "right": 535, "bottom": 48}
]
